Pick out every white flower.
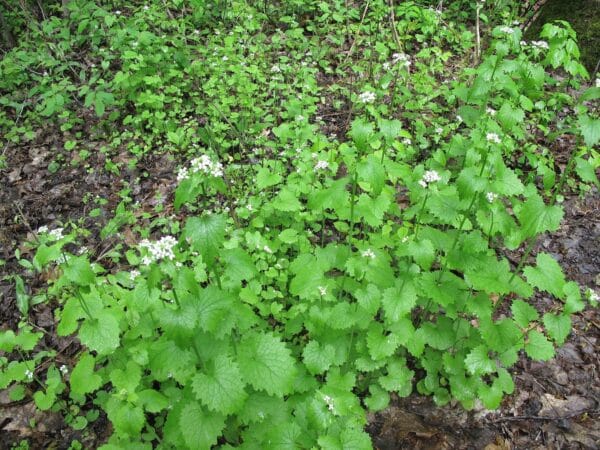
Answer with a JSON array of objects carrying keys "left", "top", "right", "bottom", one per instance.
[
  {"left": 48, "top": 228, "right": 65, "bottom": 240},
  {"left": 486, "top": 107, "right": 497, "bottom": 116},
  {"left": 595, "top": 78, "right": 600, "bottom": 88},
  {"left": 222, "top": 56, "right": 228, "bottom": 61},
  {"left": 587, "top": 289, "right": 599, "bottom": 303},
  {"left": 486, "top": 192, "right": 498, "bottom": 203},
  {"left": 25, "top": 370, "right": 34, "bottom": 381},
  {"left": 498, "top": 26, "right": 514, "bottom": 34},
  {"left": 130, "top": 269, "right": 140, "bottom": 280},
  {"left": 359, "top": 91, "right": 376, "bottom": 103},
  {"left": 78, "top": 246, "right": 88, "bottom": 255},
  {"left": 115, "top": 10, "right": 121, "bottom": 15},
  {"left": 361, "top": 249, "right": 376, "bottom": 259},
  {"left": 402, "top": 138, "right": 412, "bottom": 145},
  {"left": 37, "top": 225, "right": 49, "bottom": 234},
  {"left": 179, "top": 154, "right": 224, "bottom": 181},
  {"left": 247, "top": 204, "right": 253, "bottom": 211},
  {"left": 391, "top": 52, "right": 411, "bottom": 68},
  {"left": 139, "top": 236, "right": 178, "bottom": 264},
  {"left": 271, "top": 64, "right": 281, "bottom": 73},
  {"left": 143, "top": 5, "right": 149, "bottom": 10},
  {"left": 520, "top": 40, "right": 528, "bottom": 47},
  {"left": 314, "top": 160, "right": 329, "bottom": 171},
  {"left": 59, "top": 365, "right": 68, "bottom": 375},
  {"left": 263, "top": 245, "right": 273, "bottom": 254},
  {"left": 486, "top": 132, "right": 501, "bottom": 144},
  {"left": 318, "top": 286, "right": 327, "bottom": 296},
  {"left": 531, "top": 40, "right": 549, "bottom": 50},
  {"left": 383, "top": 62, "right": 391, "bottom": 70},
  {"left": 456, "top": 115, "right": 463, "bottom": 122},
  {"left": 296, "top": 115, "right": 305, "bottom": 121},
  {"left": 323, "top": 394, "right": 335, "bottom": 412},
  {"left": 420, "top": 170, "right": 441, "bottom": 187},
  {"left": 177, "top": 167, "right": 189, "bottom": 181},
  {"left": 435, "top": 127, "right": 443, "bottom": 134}
]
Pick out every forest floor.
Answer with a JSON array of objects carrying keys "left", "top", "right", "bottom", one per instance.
[{"left": 0, "top": 112, "right": 598, "bottom": 449}]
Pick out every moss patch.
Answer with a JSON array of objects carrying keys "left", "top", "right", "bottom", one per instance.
[{"left": 525, "top": 0, "right": 600, "bottom": 73}]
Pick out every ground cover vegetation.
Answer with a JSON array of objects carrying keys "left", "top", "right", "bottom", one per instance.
[{"left": 0, "top": 0, "right": 599, "bottom": 448}]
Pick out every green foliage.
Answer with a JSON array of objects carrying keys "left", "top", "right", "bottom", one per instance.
[{"left": 0, "top": 1, "right": 596, "bottom": 449}]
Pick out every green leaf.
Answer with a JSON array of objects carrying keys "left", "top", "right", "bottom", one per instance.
[
  {"left": 382, "top": 280, "right": 417, "bottom": 322},
  {"left": 497, "top": 102, "right": 524, "bottom": 131},
  {"left": 378, "top": 359, "right": 413, "bottom": 396},
  {"left": 14, "top": 275, "right": 29, "bottom": 316},
  {"left": 222, "top": 248, "right": 257, "bottom": 283},
  {"left": 256, "top": 167, "right": 283, "bottom": 190},
  {"left": 517, "top": 193, "right": 563, "bottom": 240},
  {"left": 464, "top": 257, "right": 514, "bottom": 295},
  {"left": 272, "top": 188, "right": 302, "bottom": 212},
  {"left": 34, "top": 389, "right": 56, "bottom": 410},
  {"left": 110, "top": 402, "right": 145, "bottom": 437},
  {"left": 525, "top": 330, "right": 555, "bottom": 361},
  {"left": 479, "top": 317, "right": 523, "bottom": 353},
  {"left": 179, "top": 401, "right": 225, "bottom": 449},
  {"left": 64, "top": 256, "right": 96, "bottom": 286},
  {"left": 523, "top": 253, "right": 566, "bottom": 298},
  {"left": 408, "top": 239, "right": 435, "bottom": 270},
  {"left": 192, "top": 355, "right": 247, "bottom": 415},
  {"left": 195, "top": 287, "right": 236, "bottom": 336},
  {"left": 578, "top": 114, "right": 600, "bottom": 147},
  {"left": 78, "top": 309, "right": 120, "bottom": 355},
  {"left": 238, "top": 333, "right": 297, "bottom": 397},
  {"left": 70, "top": 353, "right": 102, "bottom": 396},
  {"left": 378, "top": 118, "right": 402, "bottom": 142},
  {"left": 465, "top": 345, "right": 496, "bottom": 375},
  {"left": 355, "top": 192, "right": 391, "bottom": 227},
  {"left": 357, "top": 155, "right": 385, "bottom": 196},
  {"left": 138, "top": 389, "right": 169, "bottom": 413},
  {"left": 303, "top": 340, "right": 336, "bottom": 375},
  {"left": 349, "top": 118, "right": 374, "bottom": 151},
  {"left": 542, "top": 313, "right": 571, "bottom": 345},
  {"left": 511, "top": 299, "right": 539, "bottom": 328},
  {"left": 366, "top": 323, "right": 400, "bottom": 360},
  {"left": 183, "top": 214, "right": 226, "bottom": 267},
  {"left": 364, "top": 384, "right": 390, "bottom": 411}
]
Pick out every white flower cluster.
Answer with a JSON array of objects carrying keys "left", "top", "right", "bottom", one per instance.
[
  {"left": 314, "top": 160, "right": 329, "bottom": 171},
  {"left": 59, "top": 365, "right": 68, "bottom": 375},
  {"left": 25, "top": 369, "right": 34, "bottom": 381},
  {"left": 486, "top": 192, "right": 498, "bottom": 203},
  {"left": 419, "top": 170, "right": 441, "bottom": 188},
  {"left": 587, "top": 288, "right": 599, "bottom": 303},
  {"left": 139, "top": 236, "right": 178, "bottom": 265},
  {"left": 323, "top": 394, "right": 335, "bottom": 412},
  {"left": 318, "top": 286, "right": 327, "bottom": 296},
  {"left": 531, "top": 40, "right": 549, "bottom": 50},
  {"left": 498, "top": 26, "right": 514, "bottom": 34},
  {"left": 486, "top": 132, "right": 501, "bottom": 144},
  {"left": 37, "top": 226, "right": 65, "bottom": 240},
  {"left": 384, "top": 52, "right": 411, "bottom": 70},
  {"left": 486, "top": 107, "right": 497, "bottom": 116},
  {"left": 359, "top": 91, "right": 376, "bottom": 104},
  {"left": 596, "top": 78, "right": 600, "bottom": 88},
  {"left": 177, "top": 154, "right": 224, "bottom": 181},
  {"left": 361, "top": 248, "right": 376, "bottom": 259}
]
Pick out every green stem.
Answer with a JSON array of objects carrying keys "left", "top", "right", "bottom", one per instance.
[{"left": 413, "top": 191, "right": 429, "bottom": 239}]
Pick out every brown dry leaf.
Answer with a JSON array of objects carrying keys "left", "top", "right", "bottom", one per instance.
[
  {"left": 538, "top": 393, "right": 595, "bottom": 418},
  {"left": 564, "top": 422, "right": 600, "bottom": 449}
]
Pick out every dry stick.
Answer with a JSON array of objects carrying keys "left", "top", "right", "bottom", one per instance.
[
  {"left": 343, "top": 0, "right": 371, "bottom": 65},
  {"left": 388, "top": 0, "right": 402, "bottom": 51},
  {"left": 475, "top": 3, "right": 481, "bottom": 64}
]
